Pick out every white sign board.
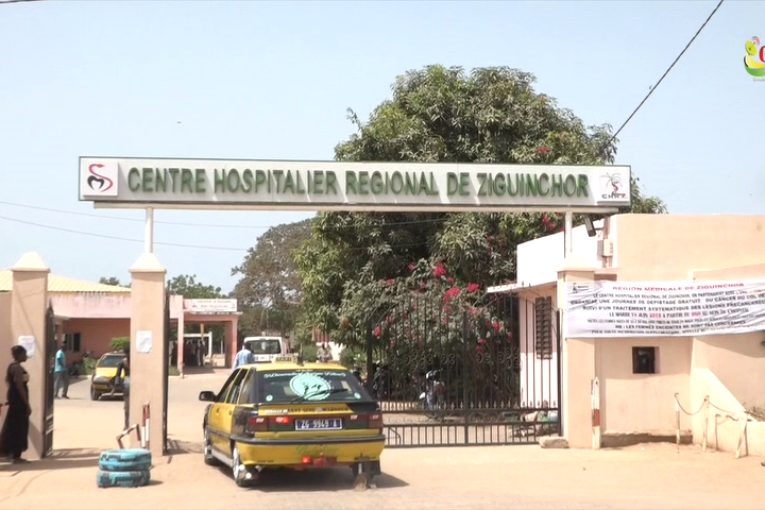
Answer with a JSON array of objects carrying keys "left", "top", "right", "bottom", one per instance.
[
  {"left": 566, "top": 280, "right": 765, "bottom": 338},
  {"left": 79, "top": 157, "right": 631, "bottom": 212},
  {"left": 183, "top": 299, "right": 238, "bottom": 313},
  {"left": 136, "top": 330, "right": 153, "bottom": 354},
  {"left": 17, "top": 336, "right": 35, "bottom": 358}
]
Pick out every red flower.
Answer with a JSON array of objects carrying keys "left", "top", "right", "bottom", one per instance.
[
  {"left": 478, "top": 338, "right": 486, "bottom": 344},
  {"left": 373, "top": 327, "right": 382, "bottom": 338},
  {"left": 408, "top": 263, "right": 415, "bottom": 271},
  {"left": 469, "top": 306, "right": 481, "bottom": 316},
  {"left": 447, "top": 277, "right": 455, "bottom": 284},
  {"left": 542, "top": 215, "right": 550, "bottom": 224},
  {"left": 487, "top": 235, "right": 494, "bottom": 243},
  {"left": 493, "top": 321, "right": 500, "bottom": 332},
  {"left": 386, "top": 316, "right": 393, "bottom": 324},
  {"left": 548, "top": 223, "right": 556, "bottom": 231},
  {"left": 467, "top": 283, "right": 480, "bottom": 293},
  {"left": 433, "top": 262, "right": 447, "bottom": 278},
  {"left": 390, "top": 340, "right": 396, "bottom": 347},
  {"left": 537, "top": 147, "right": 550, "bottom": 155},
  {"left": 443, "top": 287, "right": 461, "bottom": 303},
  {"left": 386, "top": 279, "right": 395, "bottom": 286}
]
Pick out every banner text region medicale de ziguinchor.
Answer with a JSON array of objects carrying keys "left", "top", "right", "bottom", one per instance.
[{"left": 565, "top": 280, "right": 765, "bottom": 338}]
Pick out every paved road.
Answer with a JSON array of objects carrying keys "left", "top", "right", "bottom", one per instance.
[{"left": 1, "top": 371, "right": 764, "bottom": 509}]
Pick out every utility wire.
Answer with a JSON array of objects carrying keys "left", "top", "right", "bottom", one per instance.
[
  {"left": 609, "top": 0, "right": 724, "bottom": 143},
  {"left": 0, "top": 214, "right": 430, "bottom": 253},
  {"left": 0, "top": 0, "right": 44, "bottom": 4},
  {"left": 0, "top": 199, "right": 449, "bottom": 229}
]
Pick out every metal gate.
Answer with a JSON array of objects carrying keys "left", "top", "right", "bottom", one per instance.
[
  {"left": 43, "top": 304, "right": 55, "bottom": 457},
  {"left": 366, "top": 293, "right": 561, "bottom": 448},
  {"left": 162, "top": 290, "right": 170, "bottom": 454}
]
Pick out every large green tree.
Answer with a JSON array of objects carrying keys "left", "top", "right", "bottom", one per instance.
[
  {"left": 296, "top": 65, "right": 667, "bottom": 347},
  {"left": 231, "top": 219, "right": 313, "bottom": 338}
]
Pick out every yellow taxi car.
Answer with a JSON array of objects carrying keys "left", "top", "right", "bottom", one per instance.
[
  {"left": 90, "top": 351, "right": 126, "bottom": 401},
  {"left": 199, "top": 356, "right": 385, "bottom": 487}
]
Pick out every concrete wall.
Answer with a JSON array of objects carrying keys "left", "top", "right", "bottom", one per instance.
[
  {"left": 52, "top": 293, "right": 185, "bottom": 320},
  {"left": 612, "top": 215, "right": 765, "bottom": 280},
  {"left": 597, "top": 336, "right": 692, "bottom": 434},
  {"left": 517, "top": 220, "right": 606, "bottom": 287},
  {"left": 0, "top": 292, "right": 11, "bottom": 411},
  {"left": 62, "top": 318, "right": 130, "bottom": 357}
]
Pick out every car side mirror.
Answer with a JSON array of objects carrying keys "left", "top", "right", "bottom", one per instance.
[{"left": 199, "top": 391, "right": 216, "bottom": 402}]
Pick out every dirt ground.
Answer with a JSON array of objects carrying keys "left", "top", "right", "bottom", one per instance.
[{"left": 1, "top": 370, "right": 765, "bottom": 510}]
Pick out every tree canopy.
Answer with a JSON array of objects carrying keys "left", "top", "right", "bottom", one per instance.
[
  {"left": 294, "top": 65, "right": 667, "bottom": 348},
  {"left": 231, "top": 219, "right": 313, "bottom": 337},
  {"left": 167, "top": 274, "right": 222, "bottom": 299}
]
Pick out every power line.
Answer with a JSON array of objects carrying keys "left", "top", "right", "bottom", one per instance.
[
  {"left": 609, "top": 0, "right": 724, "bottom": 143},
  {"left": 0, "top": 214, "right": 430, "bottom": 254},
  {"left": 0, "top": 199, "right": 449, "bottom": 229},
  {"left": 0, "top": 214, "right": 247, "bottom": 252},
  {"left": 0, "top": 0, "right": 44, "bottom": 4}
]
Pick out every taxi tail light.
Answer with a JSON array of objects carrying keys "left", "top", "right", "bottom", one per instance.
[
  {"left": 245, "top": 416, "right": 268, "bottom": 434},
  {"left": 269, "top": 416, "right": 292, "bottom": 425},
  {"left": 368, "top": 413, "right": 383, "bottom": 429}
]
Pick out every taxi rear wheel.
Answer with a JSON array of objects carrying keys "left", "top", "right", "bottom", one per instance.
[
  {"left": 231, "top": 444, "right": 253, "bottom": 488},
  {"left": 90, "top": 386, "right": 101, "bottom": 401}
]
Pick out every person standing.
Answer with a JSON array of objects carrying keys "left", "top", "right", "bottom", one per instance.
[
  {"left": 112, "top": 348, "right": 130, "bottom": 430},
  {"left": 0, "top": 346, "right": 31, "bottom": 463},
  {"left": 233, "top": 341, "right": 254, "bottom": 370},
  {"left": 54, "top": 342, "right": 69, "bottom": 399}
]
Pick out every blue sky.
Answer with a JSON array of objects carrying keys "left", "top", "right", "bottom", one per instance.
[{"left": 0, "top": 0, "right": 762, "bottom": 293}]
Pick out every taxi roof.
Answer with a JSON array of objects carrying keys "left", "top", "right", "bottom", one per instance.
[{"left": 249, "top": 362, "right": 347, "bottom": 372}]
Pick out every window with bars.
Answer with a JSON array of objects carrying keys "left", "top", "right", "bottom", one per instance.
[{"left": 534, "top": 296, "right": 553, "bottom": 360}]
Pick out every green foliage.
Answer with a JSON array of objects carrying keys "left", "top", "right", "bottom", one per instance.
[
  {"left": 232, "top": 220, "right": 313, "bottom": 337},
  {"left": 99, "top": 276, "right": 129, "bottom": 287},
  {"left": 296, "top": 65, "right": 667, "bottom": 346},
  {"left": 110, "top": 336, "right": 130, "bottom": 351},
  {"left": 301, "top": 343, "right": 318, "bottom": 363},
  {"left": 80, "top": 357, "right": 97, "bottom": 375},
  {"left": 339, "top": 346, "right": 364, "bottom": 369},
  {"left": 167, "top": 274, "right": 222, "bottom": 299}
]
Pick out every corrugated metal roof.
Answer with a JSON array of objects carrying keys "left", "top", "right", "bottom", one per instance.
[{"left": 0, "top": 270, "right": 131, "bottom": 293}]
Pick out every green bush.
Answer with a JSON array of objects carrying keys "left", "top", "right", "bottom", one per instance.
[
  {"left": 339, "top": 347, "right": 364, "bottom": 369},
  {"left": 301, "top": 343, "right": 318, "bottom": 362},
  {"left": 80, "top": 357, "right": 97, "bottom": 376},
  {"left": 110, "top": 336, "right": 130, "bottom": 351}
]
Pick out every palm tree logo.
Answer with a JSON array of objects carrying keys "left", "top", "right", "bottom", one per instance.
[{"left": 602, "top": 173, "right": 623, "bottom": 195}]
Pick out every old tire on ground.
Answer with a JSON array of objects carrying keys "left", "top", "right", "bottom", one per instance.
[
  {"left": 96, "top": 469, "right": 150, "bottom": 488},
  {"left": 99, "top": 455, "right": 151, "bottom": 472},
  {"left": 99, "top": 448, "right": 152, "bottom": 472}
]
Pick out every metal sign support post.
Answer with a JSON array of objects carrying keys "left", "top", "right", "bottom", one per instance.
[
  {"left": 564, "top": 211, "right": 573, "bottom": 255},
  {"left": 144, "top": 207, "right": 154, "bottom": 254}
]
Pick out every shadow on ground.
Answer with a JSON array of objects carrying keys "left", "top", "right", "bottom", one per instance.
[{"left": 0, "top": 448, "right": 101, "bottom": 471}]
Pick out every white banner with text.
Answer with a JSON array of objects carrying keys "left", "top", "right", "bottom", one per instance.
[{"left": 565, "top": 280, "right": 765, "bottom": 338}]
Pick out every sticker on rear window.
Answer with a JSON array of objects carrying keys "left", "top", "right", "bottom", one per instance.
[
  {"left": 265, "top": 395, "right": 273, "bottom": 402},
  {"left": 354, "top": 392, "right": 361, "bottom": 399},
  {"left": 290, "top": 373, "right": 332, "bottom": 400}
]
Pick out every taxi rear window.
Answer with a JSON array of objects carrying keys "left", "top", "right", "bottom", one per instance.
[{"left": 255, "top": 370, "right": 372, "bottom": 404}]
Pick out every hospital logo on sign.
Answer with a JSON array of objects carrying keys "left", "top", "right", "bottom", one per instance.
[
  {"left": 81, "top": 161, "right": 119, "bottom": 197},
  {"left": 599, "top": 172, "right": 628, "bottom": 202}
]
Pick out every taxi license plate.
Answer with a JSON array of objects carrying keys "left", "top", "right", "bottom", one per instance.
[{"left": 295, "top": 418, "right": 343, "bottom": 431}]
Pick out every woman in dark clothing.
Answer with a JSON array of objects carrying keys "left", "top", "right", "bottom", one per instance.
[
  {"left": 111, "top": 347, "right": 130, "bottom": 430},
  {"left": 0, "top": 345, "right": 31, "bottom": 463}
]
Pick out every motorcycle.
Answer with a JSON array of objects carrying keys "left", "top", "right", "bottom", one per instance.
[{"left": 419, "top": 370, "right": 446, "bottom": 419}]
